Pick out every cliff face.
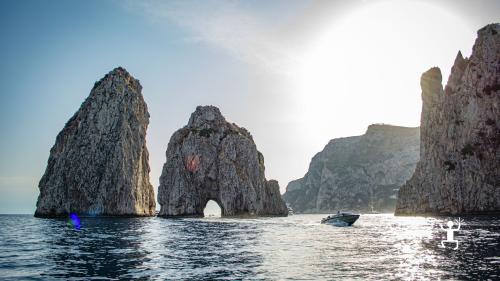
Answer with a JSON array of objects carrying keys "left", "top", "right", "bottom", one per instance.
[
  {"left": 157, "top": 106, "right": 288, "bottom": 217},
  {"left": 396, "top": 24, "right": 500, "bottom": 215},
  {"left": 283, "top": 125, "right": 420, "bottom": 213},
  {"left": 35, "top": 67, "right": 156, "bottom": 217}
]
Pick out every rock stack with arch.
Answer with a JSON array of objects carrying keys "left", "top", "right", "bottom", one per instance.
[{"left": 157, "top": 106, "right": 288, "bottom": 217}]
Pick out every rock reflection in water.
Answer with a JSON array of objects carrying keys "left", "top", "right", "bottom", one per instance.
[{"left": 43, "top": 217, "right": 152, "bottom": 279}]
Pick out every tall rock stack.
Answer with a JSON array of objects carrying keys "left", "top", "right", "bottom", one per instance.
[
  {"left": 396, "top": 24, "right": 500, "bottom": 215},
  {"left": 283, "top": 124, "right": 420, "bottom": 213},
  {"left": 35, "top": 67, "right": 156, "bottom": 217},
  {"left": 157, "top": 106, "right": 288, "bottom": 217}
]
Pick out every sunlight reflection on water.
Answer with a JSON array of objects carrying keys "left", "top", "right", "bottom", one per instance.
[{"left": 0, "top": 214, "right": 498, "bottom": 280}]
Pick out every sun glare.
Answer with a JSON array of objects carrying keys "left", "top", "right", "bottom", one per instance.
[{"left": 293, "top": 0, "right": 474, "bottom": 151}]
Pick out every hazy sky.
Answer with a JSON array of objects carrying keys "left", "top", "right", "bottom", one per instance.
[{"left": 0, "top": 0, "right": 498, "bottom": 213}]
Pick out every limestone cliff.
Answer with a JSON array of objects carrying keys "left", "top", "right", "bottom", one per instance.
[
  {"left": 283, "top": 125, "right": 420, "bottom": 213},
  {"left": 35, "top": 67, "right": 156, "bottom": 217},
  {"left": 396, "top": 24, "right": 500, "bottom": 215},
  {"left": 157, "top": 106, "right": 288, "bottom": 217}
]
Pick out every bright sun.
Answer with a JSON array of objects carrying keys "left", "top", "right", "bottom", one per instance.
[{"left": 292, "top": 0, "right": 474, "bottom": 152}]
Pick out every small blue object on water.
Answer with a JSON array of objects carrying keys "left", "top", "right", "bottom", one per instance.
[{"left": 69, "top": 213, "right": 81, "bottom": 230}]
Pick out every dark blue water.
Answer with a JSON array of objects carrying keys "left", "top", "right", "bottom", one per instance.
[{"left": 0, "top": 214, "right": 498, "bottom": 280}]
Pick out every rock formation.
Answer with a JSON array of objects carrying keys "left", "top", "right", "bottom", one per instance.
[
  {"left": 35, "top": 67, "right": 156, "bottom": 217},
  {"left": 396, "top": 23, "right": 500, "bottom": 215},
  {"left": 157, "top": 106, "right": 288, "bottom": 217},
  {"left": 283, "top": 124, "right": 420, "bottom": 213}
]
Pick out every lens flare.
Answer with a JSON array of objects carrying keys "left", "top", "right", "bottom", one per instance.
[{"left": 69, "top": 213, "right": 81, "bottom": 230}]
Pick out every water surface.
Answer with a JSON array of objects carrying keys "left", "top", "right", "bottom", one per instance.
[{"left": 0, "top": 214, "right": 498, "bottom": 280}]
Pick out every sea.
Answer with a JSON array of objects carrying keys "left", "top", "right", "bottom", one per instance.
[{"left": 0, "top": 214, "right": 498, "bottom": 280}]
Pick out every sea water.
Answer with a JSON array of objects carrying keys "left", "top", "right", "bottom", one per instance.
[{"left": 0, "top": 214, "right": 498, "bottom": 280}]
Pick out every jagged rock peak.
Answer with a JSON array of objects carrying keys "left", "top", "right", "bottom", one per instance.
[
  {"left": 186, "top": 105, "right": 253, "bottom": 141},
  {"left": 445, "top": 51, "right": 469, "bottom": 95},
  {"left": 477, "top": 23, "right": 499, "bottom": 37},
  {"left": 35, "top": 67, "right": 156, "bottom": 217},
  {"left": 90, "top": 67, "right": 143, "bottom": 98},
  {"left": 420, "top": 67, "right": 442, "bottom": 87},
  {"left": 470, "top": 24, "right": 500, "bottom": 66},
  {"left": 452, "top": 51, "right": 467, "bottom": 70},
  {"left": 188, "top": 105, "right": 226, "bottom": 127},
  {"left": 422, "top": 66, "right": 442, "bottom": 80},
  {"left": 158, "top": 105, "right": 288, "bottom": 217},
  {"left": 395, "top": 23, "right": 500, "bottom": 216},
  {"left": 420, "top": 67, "right": 443, "bottom": 106}
]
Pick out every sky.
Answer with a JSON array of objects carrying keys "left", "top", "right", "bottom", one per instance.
[{"left": 0, "top": 0, "right": 498, "bottom": 214}]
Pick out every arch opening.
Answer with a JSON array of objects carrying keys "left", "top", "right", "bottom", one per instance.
[{"left": 203, "top": 199, "right": 222, "bottom": 218}]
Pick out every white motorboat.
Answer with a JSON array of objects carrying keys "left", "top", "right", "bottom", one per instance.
[{"left": 321, "top": 212, "right": 360, "bottom": 226}]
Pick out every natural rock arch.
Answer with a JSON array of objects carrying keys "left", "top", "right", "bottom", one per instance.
[
  {"left": 157, "top": 106, "right": 288, "bottom": 217},
  {"left": 203, "top": 199, "right": 223, "bottom": 216}
]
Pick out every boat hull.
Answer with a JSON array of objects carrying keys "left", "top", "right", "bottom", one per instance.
[{"left": 321, "top": 214, "right": 360, "bottom": 226}]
